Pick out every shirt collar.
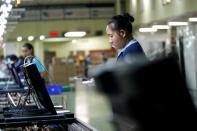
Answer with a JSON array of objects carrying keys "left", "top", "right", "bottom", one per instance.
[{"left": 118, "top": 39, "right": 137, "bottom": 55}]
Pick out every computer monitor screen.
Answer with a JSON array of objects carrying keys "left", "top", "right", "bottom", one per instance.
[
  {"left": 7, "top": 64, "right": 23, "bottom": 88},
  {"left": 22, "top": 63, "right": 57, "bottom": 115}
]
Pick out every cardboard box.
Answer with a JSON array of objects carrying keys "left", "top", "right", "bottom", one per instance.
[{"left": 48, "top": 58, "right": 77, "bottom": 85}]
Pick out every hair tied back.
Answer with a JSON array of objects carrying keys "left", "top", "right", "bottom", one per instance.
[{"left": 123, "top": 13, "right": 134, "bottom": 23}]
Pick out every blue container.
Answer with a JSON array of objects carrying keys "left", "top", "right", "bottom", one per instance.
[{"left": 47, "top": 84, "right": 63, "bottom": 95}]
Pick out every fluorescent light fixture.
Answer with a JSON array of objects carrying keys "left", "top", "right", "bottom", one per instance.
[
  {"left": 7, "top": 4, "right": 13, "bottom": 12},
  {"left": 189, "top": 17, "right": 197, "bottom": 22},
  {"left": 0, "top": 31, "right": 4, "bottom": 37},
  {"left": 28, "top": 35, "right": 34, "bottom": 41},
  {"left": 17, "top": 36, "right": 22, "bottom": 42},
  {"left": 0, "top": 25, "right": 6, "bottom": 30},
  {"left": 9, "top": 15, "right": 21, "bottom": 19},
  {"left": 64, "top": 31, "right": 86, "bottom": 37},
  {"left": 43, "top": 37, "right": 70, "bottom": 43},
  {"left": 5, "top": 0, "right": 12, "bottom": 4},
  {"left": 0, "top": 19, "right": 7, "bottom": 25},
  {"left": 16, "top": 0, "right": 21, "bottom": 5},
  {"left": 39, "top": 35, "right": 45, "bottom": 40},
  {"left": 152, "top": 25, "right": 170, "bottom": 29},
  {"left": 12, "top": 8, "right": 26, "bottom": 12},
  {"left": 168, "top": 22, "right": 188, "bottom": 26},
  {"left": 139, "top": 28, "right": 157, "bottom": 33},
  {"left": 2, "top": 12, "right": 9, "bottom": 18},
  {"left": 0, "top": 4, "right": 7, "bottom": 12}
]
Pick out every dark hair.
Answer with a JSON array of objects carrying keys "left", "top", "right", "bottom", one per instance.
[
  {"left": 9, "top": 54, "right": 18, "bottom": 62},
  {"left": 107, "top": 13, "right": 134, "bottom": 34},
  {"left": 23, "top": 43, "right": 34, "bottom": 55}
]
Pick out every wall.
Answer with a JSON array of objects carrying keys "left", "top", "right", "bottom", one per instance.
[
  {"left": 7, "top": 19, "right": 108, "bottom": 41},
  {"left": 7, "top": 36, "right": 110, "bottom": 64},
  {"left": 136, "top": 31, "right": 170, "bottom": 57},
  {"left": 44, "top": 36, "right": 111, "bottom": 57},
  {"left": 0, "top": 49, "right": 3, "bottom": 56},
  {"left": 6, "top": 18, "right": 111, "bottom": 62},
  {"left": 129, "top": 0, "right": 197, "bottom": 26}
]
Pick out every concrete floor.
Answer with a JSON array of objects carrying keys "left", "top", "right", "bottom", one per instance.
[{"left": 51, "top": 79, "right": 115, "bottom": 131}]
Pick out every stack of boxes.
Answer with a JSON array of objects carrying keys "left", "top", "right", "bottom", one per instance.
[
  {"left": 90, "top": 52, "right": 103, "bottom": 64},
  {"left": 49, "top": 58, "right": 76, "bottom": 85}
]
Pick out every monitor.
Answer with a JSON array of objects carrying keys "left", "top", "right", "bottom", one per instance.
[
  {"left": 94, "top": 57, "right": 197, "bottom": 131},
  {"left": 7, "top": 64, "right": 23, "bottom": 88},
  {"left": 21, "top": 63, "right": 57, "bottom": 115}
]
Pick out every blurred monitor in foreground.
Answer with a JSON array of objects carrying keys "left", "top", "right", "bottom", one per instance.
[{"left": 94, "top": 56, "right": 196, "bottom": 131}]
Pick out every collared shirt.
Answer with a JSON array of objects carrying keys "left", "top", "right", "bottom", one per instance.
[
  {"left": 116, "top": 39, "right": 145, "bottom": 62},
  {"left": 118, "top": 39, "right": 138, "bottom": 57},
  {"left": 26, "top": 57, "right": 45, "bottom": 73}
]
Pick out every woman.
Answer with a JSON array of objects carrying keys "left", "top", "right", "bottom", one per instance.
[
  {"left": 22, "top": 43, "right": 45, "bottom": 78},
  {"left": 106, "top": 13, "right": 146, "bottom": 61}
]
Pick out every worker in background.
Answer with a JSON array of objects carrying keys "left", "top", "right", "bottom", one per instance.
[
  {"left": 22, "top": 43, "right": 45, "bottom": 78},
  {"left": 8, "top": 55, "right": 18, "bottom": 65},
  {"left": 102, "top": 53, "right": 108, "bottom": 63},
  {"left": 8, "top": 54, "right": 23, "bottom": 73},
  {"left": 14, "top": 56, "right": 24, "bottom": 73},
  {"left": 106, "top": 13, "right": 146, "bottom": 62},
  {"left": 76, "top": 53, "right": 84, "bottom": 76},
  {"left": 83, "top": 54, "right": 91, "bottom": 79}
]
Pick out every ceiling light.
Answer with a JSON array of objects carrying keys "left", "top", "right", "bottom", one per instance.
[
  {"left": 0, "top": 31, "right": 4, "bottom": 37},
  {"left": 16, "top": 0, "right": 21, "bottom": 5},
  {"left": 188, "top": 17, "right": 197, "bottom": 22},
  {"left": 1, "top": 12, "right": 9, "bottom": 18},
  {"left": 9, "top": 15, "right": 21, "bottom": 19},
  {"left": 43, "top": 38, "right": 70, "bottom": 42},
  {"left": 0, "top": 25, "right": 6, "bottom": 30},
  {"left": 28, "top": 36, "right": 34, "bottom": 41},
  {"left": 64, "top": 31, "right": 86, "bottom": 37},
  {"left": 39, "top": 35, "right": 45, "bottom": 40},
  {"left": 5, "top": 0, "right": 12, "bottom": 4},
  {"left": 152, "top": 25, "right": 170, "bottom": 29},
  {"left": 7, "top": 22, "right": 18, "bottom": 25},
  {"left": 7, "top": 4, "right": 13, "bottom": 12},
  {"left": 139, "top": 28, "right": 157, "bottom": 33},
  {"left": 17, "top": 36, "right": 22, "bottom": 42},
  {"left": 12, "top": 8, "right": 26, "bottom": 12},
  {"left": 0, "top": 4, "right": 7, "bottom": 12},
  {"left": 168, "top": 22, "right": 188, "bottom": 26},
  {"left": 0, "top": 19, "right": 7, "bottom": 25}
]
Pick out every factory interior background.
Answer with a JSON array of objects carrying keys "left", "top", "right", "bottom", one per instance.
[{"left": 0, "top": 0, "right": 197, "bottom": 131}]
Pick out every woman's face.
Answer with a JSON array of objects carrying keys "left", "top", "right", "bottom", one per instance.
[
  {"left": 22, "top": 47, "right": 32, "bottom": 57},
  {"left": 106, "top": 25, "right": 126, "bottom": 50}
]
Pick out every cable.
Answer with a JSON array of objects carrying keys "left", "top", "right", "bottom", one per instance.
[
  {"left": 15, "top": 88, "right": 32, "bottom": 115},
  {"left": 21, "top": 56, "right": 62, "bottom": 112},
  {"left": 23, "top": 55, "right": 34, "bottom": 65}
]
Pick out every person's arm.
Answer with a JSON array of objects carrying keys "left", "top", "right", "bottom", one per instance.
[
  {"left": 32, "top": 58, "right": 46, "bottom": 78},
  {"left": 40, "top": 71, "right": 45, "bottom": 78}
]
